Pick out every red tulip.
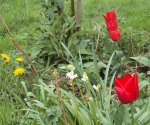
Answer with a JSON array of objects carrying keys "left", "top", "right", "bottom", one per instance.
[
  {"left": 102, "top": 11, "right": 117, "bottom": 22},
  {"left": 102, "top": 10, "right": 121, "bottom": 42},
  {"left": 109, "top": 30, "right": 121, "bottom": 41},
  {"left": 114, "top": 73, "right": 139, "bottom": 104},
  {"left": 106, "top": 20, "right": 118, "bottom": 31}
]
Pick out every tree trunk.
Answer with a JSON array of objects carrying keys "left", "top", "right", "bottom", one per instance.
[
  {"left": 76, "top": 0, "right": 82, "bottom": 25},
  {"left": 70, "top": 0, "right": 75, "bottom": 16}
]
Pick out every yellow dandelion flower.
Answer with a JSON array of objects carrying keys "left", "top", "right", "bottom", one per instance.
[
  {"left": 16, "top": 57, "right": 23, "bottom": 62},
  {"left": 0, "top": 54, "right": 10, "bottom": 63},
  {"left": 13, "top": 67, "right": 25, "bottom": 76}
]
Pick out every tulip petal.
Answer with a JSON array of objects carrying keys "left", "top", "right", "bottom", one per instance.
[
  {"left": 114, "top": 87, "right": 131, "bottom": 104},
  {"left": 123, "top": 92, "right": 135, "bottom": 104},
  {"left": 123, "top": 74, "right": 133, "bottom": 93},
  {"left": 123, "top": 74, "right": 132, "bottom": 83},
  {"left": 124, "top": 73, "right": 139, "bottom": 102},
  {"left": 114, "top": 73, "right": 139, "bottom": 104},
  {"left": 114, "top": 86, "right": 123, "bottom": 98},
  {"left": 114, "top": 87, "right": 134, "bottom": 104},
  {"left": 102, "top": 11, "right": 117, "bottom": 22},
  {"left": 114, "top": 74, "right": 132, "bottom": 88},
  {"left": 114, "top": 77, "right": 124, "bottom": 88},
  {"left": 125, "top": 74, "right": 137, "bottom": 93},
  {"left": 106, "top": 11, "right": 117, "bottom": 22},
  {"left": 124, "top": 73, "right": 133, "bottom": 92},
  {"left": 125, "top": 76, "right": 134, "bottom": 92},
  {"left": 106, "top": 20, "right": 118, "bottom": 31},
  {"left": 109, "top": 30, "right": 120, "bottom": 42}
]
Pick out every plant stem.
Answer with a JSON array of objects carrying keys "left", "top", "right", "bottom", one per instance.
[
  {"left": 131, "top": 104, "right": 134, "bottom": 125},
  {"left": 54, "top": 82, "right": 69, "bottom": 125}
]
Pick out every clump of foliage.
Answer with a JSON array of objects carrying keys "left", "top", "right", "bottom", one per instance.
[
  {"left": 0, "top": 0, "right": 150, "bottom": 125},
  {"left": 30, "top": 0, "right": 78, "bottom": 64}
]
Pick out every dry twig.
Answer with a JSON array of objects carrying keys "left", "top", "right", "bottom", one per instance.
[
  {"left": 53, "top": 80, "right": 69, "bottom": 125},
  {"left": 0, "top": 16, "right": 38, "bottom": 76}
]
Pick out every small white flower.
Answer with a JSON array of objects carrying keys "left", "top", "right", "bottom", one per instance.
[
  {"left": 66, "top": 71, "right": 78, "bottom": 80},
  {"left": 93, "top": 84, "right": 101, "bottom": 91},
  {"left": 81, "top": 72, "right": 89, "bottom": 82},
  {"left": 67, "top": 64, "right": 75, "bottom": 72},
  {"left": 70, "top": 99, "right": 74, "bottom": 104},
  {"left": 93, "top": 85, "right": 98, "bottom": 91}
]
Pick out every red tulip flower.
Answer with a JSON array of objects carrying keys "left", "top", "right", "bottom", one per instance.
[
  {"left": 102, "top": 10, "right": 121, "bottom": 42},
  {"left": 106, "top": 20, "right": 118, "bottom": 31},
  {"left": 114, "top": 73, "right": 139, "bottom": 104},
  {"left": 102, "top": 11, "right": 117, "bottom": 22},
  {"left": 109, "top": 30, "right": 121, "bottom": 42}
]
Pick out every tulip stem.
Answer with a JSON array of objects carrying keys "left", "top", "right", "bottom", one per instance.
[{"left": 131, "top": 104, "right": 134, "bottom": 125}]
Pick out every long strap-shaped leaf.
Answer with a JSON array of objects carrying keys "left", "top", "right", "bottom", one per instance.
[{"left": 103, "top": 51, "right": 115, "bottom": 98}]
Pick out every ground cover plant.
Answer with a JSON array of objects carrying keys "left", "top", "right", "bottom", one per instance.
[{"left": 0, "top": 0, "right": 150, "bottom": 125}]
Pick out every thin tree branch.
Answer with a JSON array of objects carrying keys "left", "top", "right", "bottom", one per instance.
[
  {"left": 0, "top": 15, "right": 38, "bottom": 76},
  {"left": 53, "top": 80, "right": 69, "bottom": 125}
]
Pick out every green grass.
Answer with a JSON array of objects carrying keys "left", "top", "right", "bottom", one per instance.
[
  {"left": 0, "top": 0, "right": 42, "bottom": 51},
  {"left": 0, "top": 0, "right": 149, "bottom": 52},
  {"left": 82, "top": 0, "right": 150, "bottom": 31},
  {"left": 0, "top": 1, "right": 150, "bottom": 124}
]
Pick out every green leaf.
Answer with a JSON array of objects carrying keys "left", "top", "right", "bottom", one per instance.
[
  {"left": 97, "top": 109, "right": 111, "bottom": 125},
  {"left": 91, "top": 41, "right": 103, "bottom": 84},
  {"left": 130, "top": 56, "right": 150, "bottom": 67},
  {"left": 84, "top": 61, "right": 106, "bottom": 73},
  {"left": 78, "top": 107, "right": 92, "bottom": 125},
  {"left": 33, "top": 100, "right": 46, "bottom": 109},
  {"left": 103, "top": 51, "right": 115, "bottom": 98},
  {"left": 56, "top": 0, "right": 64, "bottom": 9},
  {"left": 61, "top": 42, "right": 75, "bottom": 60},
  {"left": 139, "top": 80, "right": 150, "bottom": 90}
]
